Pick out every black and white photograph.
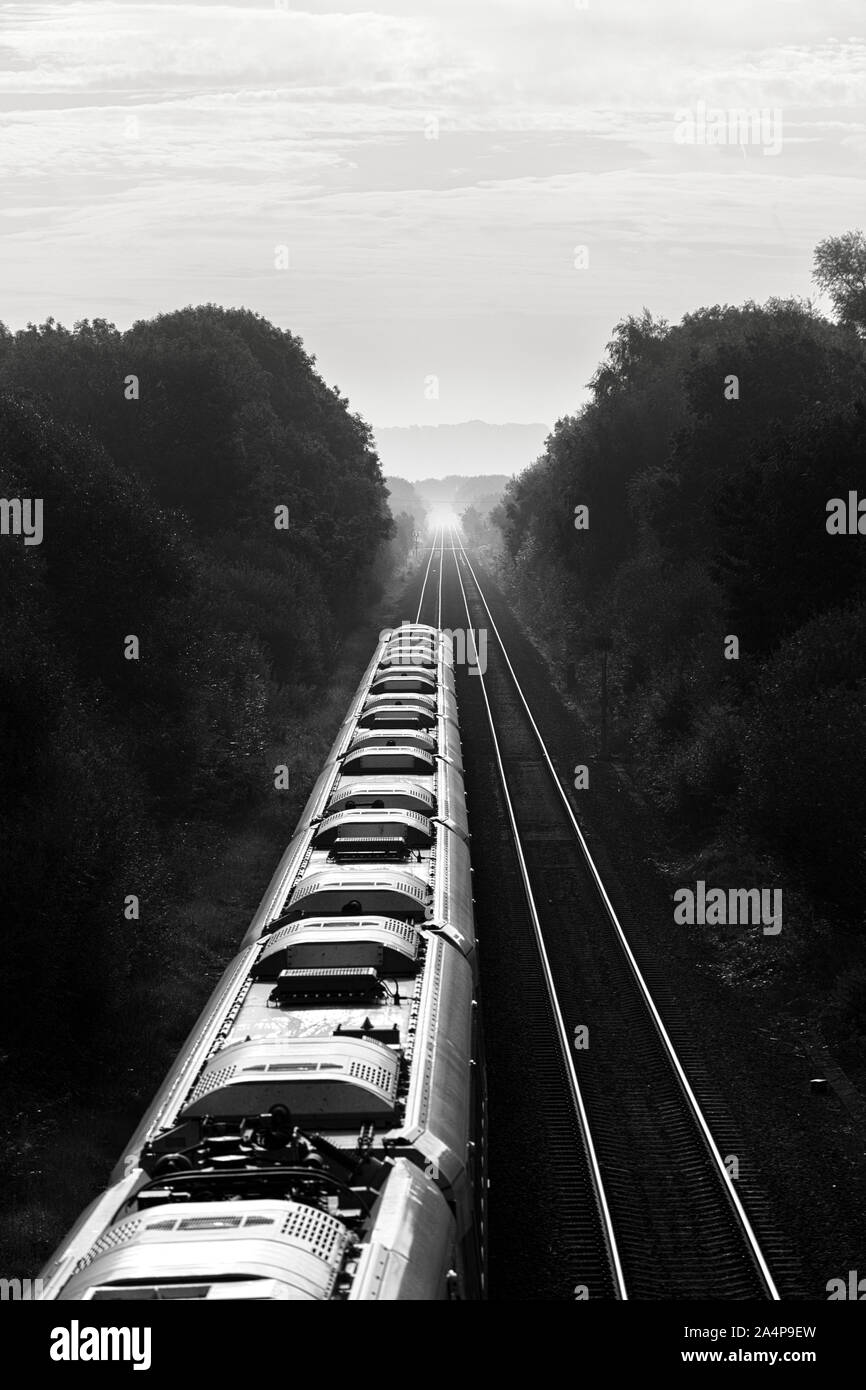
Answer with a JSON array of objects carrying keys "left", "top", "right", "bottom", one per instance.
[{"left": 1, "top": 0, "right": 865, "bottom": 1357}]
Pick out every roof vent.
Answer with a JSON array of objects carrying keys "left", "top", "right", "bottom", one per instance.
[
  {"left": 286, "top": 870, "right": 428, "bottom": 919},
  {"left": 326, "top": 779, "right": 435, "bottom": 816},
  {"left": 274, "top": 966, "right": 380, "bottom": 1002},
  {"left": 181, "top": 1037, "right": 400, "bottom": 1125},
  {"left": 370, "top": 669, "right": 436, "bottom": 695},
  {"left": 253, "top": 917, "right": 420, "bottom": 977},
  {"left": 341, "top": 745, "right": 434, "bottom": 775}
]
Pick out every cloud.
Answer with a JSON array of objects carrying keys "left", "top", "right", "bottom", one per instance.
[
  {"left": 0, "top": 0, "right": 864, "bottom": 425},
  {"left": 0, "top": 5, "right": 448, "bottom": 92}
]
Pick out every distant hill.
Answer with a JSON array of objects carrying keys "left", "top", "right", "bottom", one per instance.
[{"left": 374, "top": 420, "right": 548, "bottom": 482}]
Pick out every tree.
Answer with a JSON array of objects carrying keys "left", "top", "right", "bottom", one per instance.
[
  {"left": 460, "top": 504, "right": 484, "bottom": 544},
  {"left": 588, "top": 308, "right": 669, "bottom": 400},
  {"left": 390, "top": 510, "right": 416, "bottom": 566},
  {"left": 813, "top": 230, "right": 866, "bottom": 335},
  {"left": 0, "top": 307, "right": 397, "bottom": 1075},
  {"left": 496, "top": 288, "right": 866, "bottom": 910}
]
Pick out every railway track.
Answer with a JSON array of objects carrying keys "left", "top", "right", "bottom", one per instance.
[
  {"left": 413, "top": 527, "right": 781, "bottom": 1300},
  {"left": 414, "top": 525, "right": 445, "bottom": 629}
]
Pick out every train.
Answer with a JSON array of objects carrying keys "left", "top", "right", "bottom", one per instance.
[{"left": 38, "top": 623, "right": 485, "bottom": 1301}]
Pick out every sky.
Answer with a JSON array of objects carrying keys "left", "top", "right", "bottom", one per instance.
[{"left": 0, "top": 0, "right": 864, "bottom": 430}]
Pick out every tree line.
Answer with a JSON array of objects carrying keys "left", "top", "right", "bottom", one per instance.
[
  {"left": 495, "top": 233, "right": 866, "bottom": 1041},
  {"left": 0, "top": 305, "right": 393, "bottom": 1076}
]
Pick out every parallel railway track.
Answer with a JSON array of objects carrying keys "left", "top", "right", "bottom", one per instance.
[{"left": 412, "top": 526, "right": 781, "bottom": 1300}]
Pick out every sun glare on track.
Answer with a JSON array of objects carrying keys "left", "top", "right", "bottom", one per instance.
[{"left": 426, "top": 504, "right": 461, "bottom": 531}]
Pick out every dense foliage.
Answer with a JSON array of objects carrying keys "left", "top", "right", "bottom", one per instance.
[
  {"left": 496, "top": 288, "right": 866, "bottom": 1023},
  {"left": 0, "top": 306, "right": 392, "bottom": 1074}
]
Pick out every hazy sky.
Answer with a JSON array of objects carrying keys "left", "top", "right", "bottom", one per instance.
[{"left": 1, "top": 0, "right": 864, "bottom": 427}]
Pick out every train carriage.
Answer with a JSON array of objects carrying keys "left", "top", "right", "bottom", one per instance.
[{"left": 39, "top": 623, "right": 485, "bottom": 1302}]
